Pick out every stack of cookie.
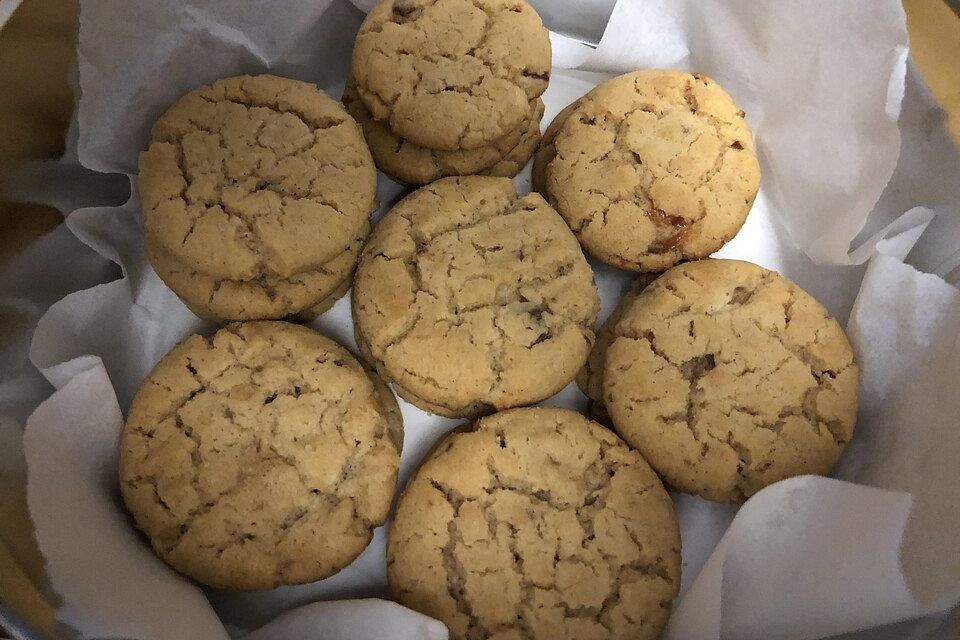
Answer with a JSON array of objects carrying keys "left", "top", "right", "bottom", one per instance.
[
  {"left": 139, "top": 75, "right": 378, "bottom": 323},
  {"left": 344, "top": 0, "right": 552, "bottom": 185}
]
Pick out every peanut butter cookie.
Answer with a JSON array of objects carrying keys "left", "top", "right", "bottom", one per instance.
[
  {"left": 119, "top": 321, "right": 401, "bottom": 590},
  {"left": 604, "top": 259, "right": 859, "bottom": 503},
  {"left": 139, "top": 75, "right": 376, "bottom": 322},
  {"left": 543, "top": 70, "right": 760, "bottom": 272},
  {"left": 353, "top": 176, "right": 599, "bottom": 418},
  {"left": 388, "top": 407, "right": 681, "bottom": 640}
]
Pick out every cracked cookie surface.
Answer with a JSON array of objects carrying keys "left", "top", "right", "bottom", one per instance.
[
  {"left": 146, "top": 227, "right": 365, "bottom": 323},
  {"left": 352, "top": 176, "right": 599, "bottom": 418},
  {"left": 343, "top": 82, "right": 543, "bottom": 185},
  {"left": 531, "top": 98, "right": 583, "bottom": 197},
  {"left": 388, "top": 407, "right": 681, "bottom": 640},
  {"left": 351, "top": 0, "right": 551, "bottom": 151},
  {"left": 576, "top": 274, "right": 658, "bottom": 424},
  {"left": 139, "top": 74, "right": 376, "bottom": 322},
  {"left": 119, "top": 321, "right": 401, "bottom": 590},
  {"left": 604, "top": 259, "right": 859, "bottom": 503},
  {"left": 544, "top": 70, "right": 760, "bottom": 272}
]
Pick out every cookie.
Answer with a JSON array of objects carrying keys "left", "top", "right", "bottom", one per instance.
[
  {"left": 543, "top": 70, "right": 761, "bottom": 272},
  {"left": 343, "top": 82, "right": 544, "bottom": 185},
  {"left": 119, "top": 321, "right": 402, "bottom": 590},
  {"left": 351, "top": 0, "right": 551, "bottom": 151},
  {"left": 603, "top": 259, "right": 859, "bottom": 503},
  {"left": 388, "top": 407, "right": 681, "bottom": 640},
  {"left": 353, "top": 176, "right": 599, "bottom": 418},
  {"left": 139, "top": 74, "right": 377, "bottom": 322},
  {"left": 575, "top": 274, "right": 658, "bottom": 424},
  {"left": 531, "top": 98, "right": 583, "bottom": 196}
]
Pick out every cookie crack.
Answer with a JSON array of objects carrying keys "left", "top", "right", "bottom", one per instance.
[
  {"left": 360, "top": 0, "right": 540, "bottom": 117},
  {"left": 200, "top": 237, "right": 359, "bottom": 307},
  {"left": 197, "top": 91, "right": 346, "bottom": 133},
  {"left": 405, "top": 190, "right": 524, "bottom": 246},
  {"left": 464, "top": 443, "right": 663, "bottom": 635},
  {"left": 429, "top": 478, "right": 492, "bottom": 639}
]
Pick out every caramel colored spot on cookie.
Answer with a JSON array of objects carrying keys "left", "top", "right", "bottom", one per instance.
[{"left": 392, "top": 0, "right": 421, "bottom": 21}]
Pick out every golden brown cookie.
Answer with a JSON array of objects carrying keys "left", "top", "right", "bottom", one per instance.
[
  {"left": 353, "top": 176, "right": 599, "bottom": 418},
  {"left": 119, "top": 321, "right": 401, "bottom": 590},
  {"left": 604, "top": 260, "right": 859, "bottom": 503},
  {"left": 139, "top": 74, "right": 377, "bottom": 322},
  {"left": 351, "top": 0, "right": 552, "bottom": 151},
  {"left": 575, "top": 274, "right": 658, "bottom": 424},
  {"left": 543, "top": 70, "right": 760, "bottom": 273},
  {"left": 343, "top": 82, "right": 544, "bottom": 185},
  {"left": 388, "top": 407, "right": 681, "bottom": 640}
]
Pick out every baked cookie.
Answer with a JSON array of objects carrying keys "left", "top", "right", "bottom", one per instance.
[
  {"left": 388, "top": 407, "right": 681, "bottom": 640},
  {"left": 575, "top": 274, "right": 658, "bottom": 424},
  {"left": 353, "top": 176, "right": 599, "bottom": 418},
  {"left": 343, "top": 82, "right": 544, "bottom": 185},
  {"left": 603, "top": 259, "right": 859, "bottom": 503},
  {"left": 119, "top": 321, "right": 402, "bottom": 590},
  {"left": 351, "top": 0, "right": 551, "bottom": 151},
  {"left": 543, "top": 70, "right": 761, "bottom": 272},
  {"left": 139, "top": 74, "right": 377, "bottom": 322}
]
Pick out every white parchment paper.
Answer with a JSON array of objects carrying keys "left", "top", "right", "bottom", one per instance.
[{"left": 9, "top": 0, "right": 960, "bottom": 638}]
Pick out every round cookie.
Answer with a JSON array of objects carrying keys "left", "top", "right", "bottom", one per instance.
[
  {"left": 119, "top": 321, "right": 402, "bottom": 590},
  {"left": 353, "top": 176, "right": 599, "bottom": 418},
  {"left": 139, "top": 74, "right": 377, "bottom": 322},
  {"left": 343, "top": 83, "right": 544, "bottom": 185},
  {"left": 543, "top": 70, "right": 761, "bottom": 272},
  {"left": 388, "top": 407, "right": 681, "bottom": 640},
  {"left": 575, "top": 274, "right": 658, "bottom": 424},
  {"left": 603, "top": 259, "right": 859, "bottom": 503},
  {"left": 351, "top": 0, "right": 552, "bottom": 151}
]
